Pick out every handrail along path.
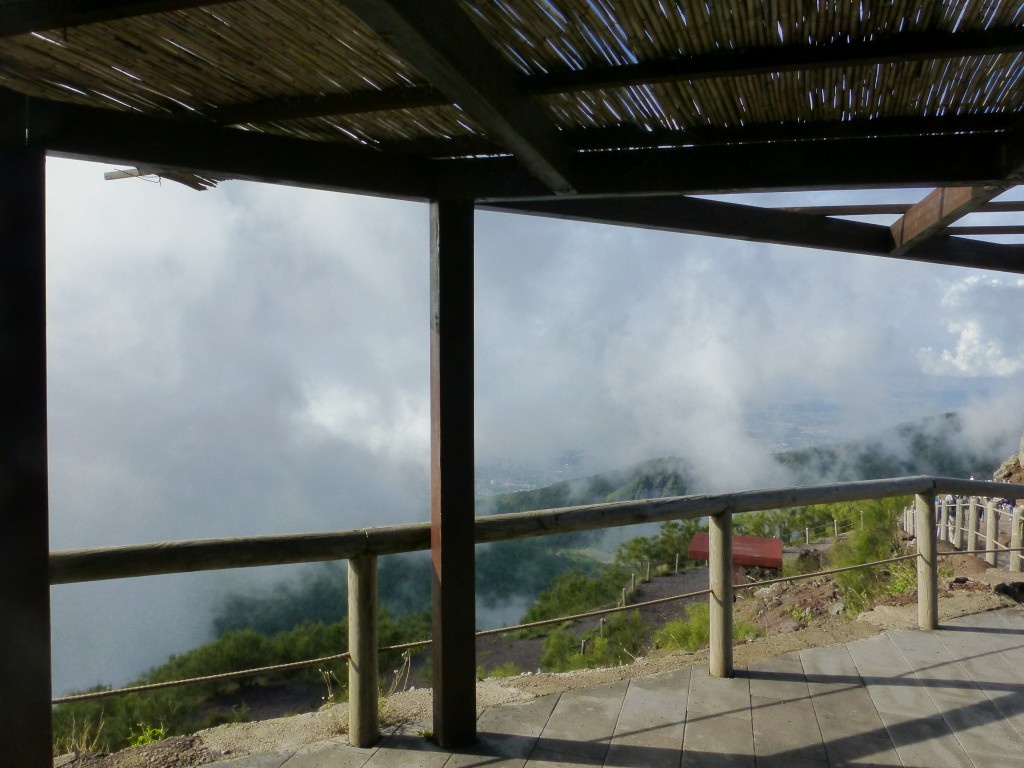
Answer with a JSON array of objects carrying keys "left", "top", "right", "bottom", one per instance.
[{"left": 48, "top": 475, "right": 1024, "bottom": 747}]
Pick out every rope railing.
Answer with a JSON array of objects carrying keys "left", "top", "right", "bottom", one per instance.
[
  {"left": 53, "top": 551, "right": 927, "bottom": 707},
  {"left": 907, "top": 493, "right": 1024, "bottom": 572},
  {"left": 52, "top": 651, "right": 352, "bottom": 705},
  {"left": 47, "top": 476, "right": 1024, "bottom": 748}
]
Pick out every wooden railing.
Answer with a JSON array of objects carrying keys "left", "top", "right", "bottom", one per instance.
[
  {"left": 907, "top": 493, "right": 1024, "bottom": 571},
  {"left": 49, "top": 475, "right": 1024, "bottom": 747}
]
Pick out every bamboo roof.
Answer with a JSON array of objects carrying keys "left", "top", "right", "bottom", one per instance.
[{"left": 2, "top": 1, "right": 1024, "bottom": 272}]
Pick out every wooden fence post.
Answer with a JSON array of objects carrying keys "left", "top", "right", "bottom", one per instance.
[
  {"left": 937, "top": 500, "right": 946, "bottom": 542},
  {"left": 1012, "top": 505, "right": 1023, "bottom": 573},
  {"left": 986, "top": 500, "right": 998, "bottom": 566},
  {"left": 916, "top": 494, "right": 938, "bottom": 630},
  {"left": 709, "top": 510, "right": 733, "bottom": 677},
  {"left": 348, "top": 554, "right": 379, "bottom": 747},
  {"left": 967, "top": 498, "right": 978, "bottom": 553},
  {"left": 953, "top": 497, "right": 964, "bottom": 549}
]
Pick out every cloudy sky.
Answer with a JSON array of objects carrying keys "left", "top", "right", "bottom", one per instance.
[{"left": 45, "top": 157, "right": 1024, "bottom": 694}]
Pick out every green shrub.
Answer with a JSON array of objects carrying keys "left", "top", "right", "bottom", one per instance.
[
  {"left": 539, "top": 611, "right": 646, "bottom": 672},
  {"left": 519, "top": 566, "right": 630, "bottom": 637},
  {"left": 477, "top": 661, "right": 519, "bottom": 678},
  {"left": 652, "top": 602, "right": 758, "bottom": 652},
  {"left": 128, "top": 722, "right": 166, "bottom": 747},
  {"left": 830, "top": 497, "right": 908, "bottom": 612}
]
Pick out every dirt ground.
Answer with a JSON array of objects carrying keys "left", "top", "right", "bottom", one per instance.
[{"left": 59, "top": 544, "right": 1024, "bottom": 768}]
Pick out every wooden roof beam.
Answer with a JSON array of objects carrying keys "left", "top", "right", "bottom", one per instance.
[
  {"left": 483, "top": 196, "right": 1024, "bottom": 275},
  {"left": 209, "top": 86, "right": 451, "bottom": 126},
  {"left": 0, "top": 1, "right": 232, "bottom": 38},
  {"left": 890, "top": 185, "right": 1012, "bottom": 254},
  {"left": 340, "top": 0, "right": 576, "bottom": 194},
  {"left": 781, "top": 200, "right": 1024, "bottom": 216},
  {"left": 451, "top": 131, "right": 1011, "bottom": 200},
  {"left": 529, "top": 27, "right": 1024, "bottom": 95},
  {"left": 2, "top": 90, "right": 438, "bottom": 199}
]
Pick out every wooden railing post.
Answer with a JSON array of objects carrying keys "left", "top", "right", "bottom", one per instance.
[
  {"left": 916, "top": 494, "right": 938, "bottom": 630},
  {"left": 709, "top": 510, "right": 733, "bottom": 677},
  {"left": 967, "top": 498, "right": 978, "bottom": 553},
  {"left": 1012, "top": 505, "right": 1023, "bottom": 573},
  {"left": 986, "top": 500, "right": 998, "bottom": 566},
  {"left": 953, "top": 497, "right": 964, "bottom": 549},
  {"left": 348, "top": 554, "right": 379, "bottom": 747},
  {"left": 937, "top": 498, "right": 947, "bottom": 542}
]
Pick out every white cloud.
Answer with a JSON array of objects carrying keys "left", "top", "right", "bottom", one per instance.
[
  {"left": 42, "top": 160, "right": 1024, "bottom": 693},
  {"left": 919, "top": 277, "right": 1024, "bottom": 376}
]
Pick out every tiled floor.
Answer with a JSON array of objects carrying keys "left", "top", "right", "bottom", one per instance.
[{"left": 209, "top": 606, "right": 1024, "bottom": 767}]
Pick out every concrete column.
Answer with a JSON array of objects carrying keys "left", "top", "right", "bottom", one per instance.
[
  {"left": 348, "top": 555, "right": 379, "bottom": 747},
  {"left": 429, "top": 200, "right": 476, "bottom": 747},
  {"left": 709, "top": 510, "right": 733, "bottom": 677},
  {"left": 967, "top": 498, "right": 978, "bottom": 553},
  {"left": 986, "top": 500, "right": 998, "bottom": 567},
  {"left": 916, "top": 494, "right": 938, "bottom": 630},
  {"left": 0, "top": 146, "right": 51, "bottom": 768}
]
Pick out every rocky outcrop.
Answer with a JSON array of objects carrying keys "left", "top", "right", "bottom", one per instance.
[{"left": 993, "top": 431, "right": 1024, "bottom": 484}]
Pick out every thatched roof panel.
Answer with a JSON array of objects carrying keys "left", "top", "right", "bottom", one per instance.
[
  {"left": 0, "top": 1, "right": 430, "bottom": 118},
  {"left": 541, "top": 53, "right": 1024, "bottom": 133}
]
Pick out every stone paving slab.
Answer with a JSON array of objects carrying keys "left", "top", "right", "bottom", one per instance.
[{"left": 203, "top": 607, "right": 1024, "bottom": 768}]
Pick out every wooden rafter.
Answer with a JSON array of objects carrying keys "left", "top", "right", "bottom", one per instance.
[
  {"left": 451, "top": 131, "right": 1013, "bottom": 200},
  {"left": 483, "top": 196, "right": 1024, "bottom": 275},
  {"left": 5, "top": 91, "right": 437, "bottom": 199},
  {"left": 948, "top": 225, "right": 1024, "bottom": 235},
  {"left": 209, "top": 86, "right": 450, "bottom": 126},
  {"left": 529, "top": 27, "right": 1024, "bottom": 94},
  {"left": 383, "top": 112, "right": 1017, "bottom": 163},
  {"left": 174, "top": 30, "right": 1024, "bottom": 127},
  {"left": 781, "top": 201, "right": 1024, "bottom": 216},
  {"left": 8, "top": 89, "right": 1024, "bottom": 205},
  {"left": 0, "top": 0, "right": 232, "bottom": 38},
  {"left": 340, "top": 0, "right": 576, "bottom": 194},
  {"left": 890, "top": 185, "right": 1010, "bottom": 254}
]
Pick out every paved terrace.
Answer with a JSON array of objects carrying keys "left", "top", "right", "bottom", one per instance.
[{"left": 208, "top": 605, "right": 1024, "bottom": 768}]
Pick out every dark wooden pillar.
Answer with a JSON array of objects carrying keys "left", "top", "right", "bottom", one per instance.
[
  {"left": 429, "top": 199, "right": 476, "bottom": 747},
  {"left": 0, "top": 146, "right": 51, "bottom": 766}
]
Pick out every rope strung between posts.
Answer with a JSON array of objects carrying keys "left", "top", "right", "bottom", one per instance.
[
  {"left": 380, "top": 585, "right": 716, "bottom": 653},
  {"left": 937, "top": 546, "right": 1024, "bottom": 556},
  {"left": 733, "top": 552, "right": 920, "bottom": 591},
  {"left": 49, "top": 550, "right": 956, "bottom": 706},
  {"left": 52, "top": 651, "right": 352, "bottom": 704}
]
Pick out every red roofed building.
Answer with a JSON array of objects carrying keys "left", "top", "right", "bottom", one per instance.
[{"left": 688, "top": 532, "right": 784, "bottom": 581}]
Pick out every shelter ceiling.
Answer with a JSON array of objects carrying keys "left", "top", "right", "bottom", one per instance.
[{"left": 2, "top": 0, "right": 1024, "bottom": 272}]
